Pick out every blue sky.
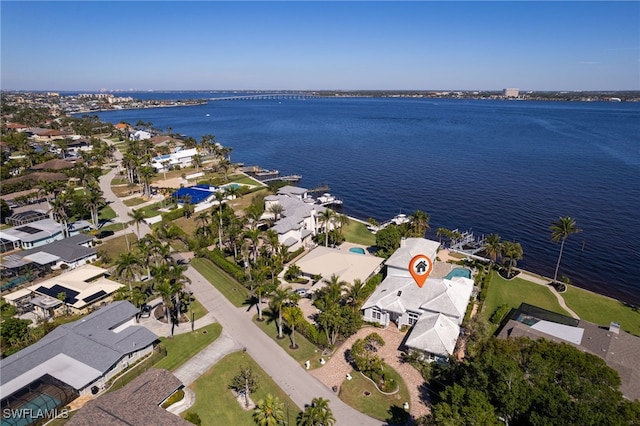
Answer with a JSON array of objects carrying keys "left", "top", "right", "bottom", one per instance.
[{"left": 1, "top": 1, "right": 638, "bottom": 91}]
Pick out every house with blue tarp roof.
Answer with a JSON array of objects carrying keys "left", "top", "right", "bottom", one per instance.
[{"left": 172, "top": 184, "right": 219, "bottom": 205}]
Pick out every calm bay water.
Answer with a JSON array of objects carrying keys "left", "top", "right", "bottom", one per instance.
[{"left": 93, "top": 93, "right": 640, "bottom": 306}]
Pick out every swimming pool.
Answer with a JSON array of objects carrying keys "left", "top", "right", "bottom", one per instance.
[
  {"left": 349, "top": 247, "right": 366, "bottom": 255},
  {"left": 444, "top": 267, "right": 472, "bottom": 280}
]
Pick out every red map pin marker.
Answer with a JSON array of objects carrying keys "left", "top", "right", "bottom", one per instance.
[{"left": 409, "top": 254, "right": 433, "bottom": 288}]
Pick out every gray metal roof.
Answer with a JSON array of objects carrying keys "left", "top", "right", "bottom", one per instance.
[{"left": 0, "top": 301, "right": 158, "bottom": 395}]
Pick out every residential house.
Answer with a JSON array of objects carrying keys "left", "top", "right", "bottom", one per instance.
[
  {"left": 0, "top": 302, "right": 158, "bottom": 425},
  {"left": 22, "top": 264, "right": 123, "bottom": 317},
  {"left": 0, "top": 218, "right": 92, "bottom": 251},
  {"left": 68, "top": 368, "right": 190, "bottom": 426},
  {"left": 1, "top": 234, "right": 97, "bottom": 273},
  {"left": 151, "top": 147, "right": 199, "bottom": 172},
  {"left": 361, "top": 237, "right": 474, "bottom": 361},
  {"left": 264, "top": 186, "right": 329, "bottom": 251},
  {"left": 496, "top": 303, "right": 640, "bottom": 401}
]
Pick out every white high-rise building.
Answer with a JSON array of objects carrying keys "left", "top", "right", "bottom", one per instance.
[{"left": 503, "top": 88, "right": 519, "bottom": 98}]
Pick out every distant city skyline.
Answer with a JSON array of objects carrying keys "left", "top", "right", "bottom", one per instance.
[{"left": 1, "top": 1, "right": 638, "bottom": 92}]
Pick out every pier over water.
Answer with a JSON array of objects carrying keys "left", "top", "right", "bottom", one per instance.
[{"left": 210, "top": 93, "right": 321, "bottom": 101}]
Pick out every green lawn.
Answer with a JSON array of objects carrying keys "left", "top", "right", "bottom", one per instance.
[
  {"left": 96, "top": 234, "right": 138, "bottom": 265},
  {"left": 154, "top": 323, "right": 222, "bottom": 371},
  {"left": 228, "top": 174, "right": 265, "bottom": 186},
  {"left": 98, "top": 205, "right": 117, "bottom": 221},
  {"left": 123, "top": 197, "right": 146, "bottom": 207},
  {"left": 138, "top": 202, "right": 166, "bottom": 218},
  {"left": 190, "top": 298, "right": 209, "bottom": 321},
  {"left": 483, "top": 271, "right": 570, "bottom": 320},
  {"left": 110, "top": 177, "right": 129, "bottom": 185},
  {"left": 252, "top": 311, "right": 324, "bottom": 369},
  {"left": 339, "top": 367, "right": 410, "bottom": 423},
  {"left": 342, "top": 220, "right": 376, "bottom": 247},
  {"left": 191, "top": 258, "right": 250, "bottom": 307},
  {"left": 184, "top": 351, "right": 300, "bottom": 425},
  {"left": 563, "top": 286, "right": 640, "bottom": 336}
]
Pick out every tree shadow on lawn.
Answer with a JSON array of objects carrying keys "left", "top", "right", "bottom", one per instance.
[{"left": 385, "top": 404, "right": 411, "bottom": 426}]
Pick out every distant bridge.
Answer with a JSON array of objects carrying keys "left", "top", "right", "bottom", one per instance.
[{"left": 209, "top": 93, "right": 322, "bottom": 101}]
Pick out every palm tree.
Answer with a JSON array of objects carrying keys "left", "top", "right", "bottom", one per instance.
[
  {"left": 334, "top": 213, "right": 350, "bottom": 235},
  {"left": 83, "top": 185, "right": 105, "bottom": 229},
  {"left": 50, "top": 193, "right": 70, "bottom": 238},
  {"left": 270, "top": 287, "right": 291, "bottom": 339},
  {"left": 550, "top": 217, "right": 581, "bottom": 284},
  {"left": 192, "top": 153, "right": 203, "bottom": 173},
  {"left": 115, "top": 252, "right": 143, "bottom": 296},
  {"left": 318, "top": 209, "right": 336, "bottom": 247},
  {"left": 321, "top": 274, "right": 347, "bottom": 305},
  {"left": 502, "top": 241, "right": 523, "bottom": 278},
  {"left": 409, "top": 209, "right": 430, "bottom": 237},
  {"left": 128, "top": 208, "right": 146, "bottom": 238},
  {"left": 253, "top": 393, "right": 285, "bottom": 426},
  {"left": 482, "top": 233, "right": 503, "bottom": 271},
  {"left": 195, "top": 211, "right": 211, "bottom": 239},
  {"left": 346, "top": 278, "right": 366, "bottom": 310},
  {"left": 268, "top": 203, "right": 284, "bottom": 222},
  {"left": 297, "top": 397, "right": 336, "bottom": 426},
  {"left": 282, "top": 305, "right": 304, "bottom": 349},
  {"left": 214, "top": 190, "right": 227, "bottom": 250}
]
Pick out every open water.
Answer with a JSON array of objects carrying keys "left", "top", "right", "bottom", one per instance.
[{"left": 92, "top": 93, "right": 640, "bottom": 306}]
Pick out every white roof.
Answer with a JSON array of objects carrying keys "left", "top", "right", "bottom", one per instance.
[
  {"left": 405, "top": 313, "right": 460, "bottom": 356},
  {"left": 362, "top": 276, "right": 473, "bottom": 324},
  {"left": 530, "top": 319, "right": 585, "bottom": 345},
  {"left": 24, "top": 251, "right": 60, "bottom": 265},
  {"left": 295, "top": 246, "right": 384, "bottom": 287},
  {"left": 2, "top": 288, "right": 32, "bottom": 302},
  {"left": 27, "top": 265, "right": 123, "bottom": 309},
  {"left": 385, "top": 238, "right": 440, "bottom": 273}
]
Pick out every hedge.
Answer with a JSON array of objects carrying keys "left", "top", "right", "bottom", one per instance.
[{"left": 198, "top": 248, "right": 245, "bottom": 283}]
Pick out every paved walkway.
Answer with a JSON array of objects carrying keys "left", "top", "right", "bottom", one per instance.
[
  {"left": 516, "top": 270, "right": 580, "bottom": 319},
  {"left": 184, "top": 266, "right": 382, "bottom": 426},
  {"left": 309, "top": 327, "right": 430, "bottom": 419}
]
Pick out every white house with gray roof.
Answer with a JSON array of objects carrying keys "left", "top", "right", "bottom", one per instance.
[
  {"left": 264, "top": 186, "right": 329, "bottom": 251},
  {"left": 0, "top": 218, "right": 92, "bottom": 251},
  {"left": 362, "top": 238, "right": 474, "bottom": 360},
  {"left": 0, "top": 301, "right": 158, "bottom": 401}
]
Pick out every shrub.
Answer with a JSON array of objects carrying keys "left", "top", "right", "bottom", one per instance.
[
  {"left": 185, "top": 412, "right": 202, "bottom": 425},
  {"left": 490, "top": 304, "right": 511, "bottom": 325},
  {"left": 161, "top": 389, "right": 185, "bottom": 408},
  {"left": 198, "top": 248, "right": 245, "bottom": 283}
]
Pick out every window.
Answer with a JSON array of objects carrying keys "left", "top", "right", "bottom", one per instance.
[
  {"left": 371, "top": 308, "right": 382, "bottom": 320},
  {"left": 408, "top": 312, "right": 420, "bottom": 326}
]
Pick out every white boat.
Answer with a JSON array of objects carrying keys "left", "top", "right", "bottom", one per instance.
[
  {"left": 205, "top": 113, "right": 210, "bottom": 116},
  {"left": 391, "top": 213, "right": 410, "bottom": 225},
  {"left": 317, "top": 193, "right": 343, "bottom": 206}
]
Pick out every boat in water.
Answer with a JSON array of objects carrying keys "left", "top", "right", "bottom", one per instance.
[{"left": 316, "top": 193, "right": 343, "bottom": 207}]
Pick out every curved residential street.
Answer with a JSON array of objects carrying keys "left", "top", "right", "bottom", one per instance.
[
  {"left": 98, "top": 139, "right": 152, "bottom": 237},
  {"left": 184, "top": 266, "right": 382, "bottom": 426}
]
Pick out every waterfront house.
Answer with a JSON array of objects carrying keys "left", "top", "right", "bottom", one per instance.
[
  {"left": 264, "top": 186, "right": 328, "bottom": 251},
  {"left": 496, "top": 303, "right": 640, "bottom": 401},
  {"left": 0, "top": 218, "right": 92, "bottom": 251},
  {"left": 361, "top": 237, "right": 474, "bottom": 361},
  {"left": 0, "top": 301, "right": 158, "bottom": 424},
  {"left": 151, "top": 147, "right": 199, "bottom": 172}
]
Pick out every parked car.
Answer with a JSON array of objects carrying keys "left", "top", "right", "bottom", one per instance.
[
  {"left": 96, "top": 230, "right": 114, "bottom": 239},
  {"left": 293, "top": 288, "right": 308, "bottom": 297},
  {"left": 140, "top": 304, "right": 152, "bottom": 318}
]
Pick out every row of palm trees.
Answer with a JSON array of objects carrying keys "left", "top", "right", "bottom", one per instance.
[
  {"left": 480, "top": 216, "right": 580, "bottom": 284},
  {"left": 252, "top": 394, "right": 335, "bottom": 426}
]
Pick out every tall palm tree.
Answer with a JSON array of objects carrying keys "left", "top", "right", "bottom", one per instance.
[
  {"left": 195, "top": 211, "right": 211, "bottom": 239},
  {"left": 270, "top": 287, "right": 291, "bottom": 339},
  {"left": 50, "top": 193, "right": 70, "bottom": 238},
  {"left": 318, "top": 209, "right": 336, "bottom": 247},
  {"left": 346, "top": 278, "right": 366, "bottom": 310},
  {"left": 502, "top": 241, "right": 523, "bottom": 278},
  {"left": 214, "top": 190, "right": 227, "bottom": 250},
  {"left": 297, "top": 397, "right": 336, "bottom": 426},
  {"left": 83, "top": 184, "right": 105, "bottom": 229},
  {"left": 410, "top": 209, "right": 431, "bottom": 237},
  {"left": 483, "top": 233, "right": 503, "bottom": 271},
  {"left": 550, "top": 216, "right": 581, "bottom": 284},
  {"left": 115, "top": 252, "right": 143, "bottom": 296},
  {"left": 128, "top": 208, "right": 147, "bottom": 238},
  {"left": 282, "top": 305, "right": 304, "bottom": 349},
  {"left": 253, "top": 394, "right": 285, "bottom": 426}
]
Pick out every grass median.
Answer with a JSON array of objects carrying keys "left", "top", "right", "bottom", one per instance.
[
  {"left": 154, "top": 322, "right": 222, "bottom": 371},
  {"left": 191, "top": 257, "right": 250, "bottom": 307}
]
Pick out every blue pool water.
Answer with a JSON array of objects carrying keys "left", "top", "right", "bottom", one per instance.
[
  {"left": 349, "top": 247, "right": 366, "bottom": 255},
  {"left": 445, "top": 268, "right": 472, "bottom": 280}
]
